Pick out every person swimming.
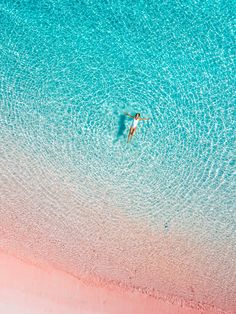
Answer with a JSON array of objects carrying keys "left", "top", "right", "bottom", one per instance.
[{"left": 124, "top": 112, "right": 150, "bottom": 143}]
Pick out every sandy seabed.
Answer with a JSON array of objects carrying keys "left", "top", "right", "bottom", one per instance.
[{"left": 0, "top": 134, "right": 235, "bottom": 314}]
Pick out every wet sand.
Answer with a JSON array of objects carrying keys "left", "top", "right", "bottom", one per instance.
[{"left": 0, "top": 251, "right": 228, "bottom": 314}]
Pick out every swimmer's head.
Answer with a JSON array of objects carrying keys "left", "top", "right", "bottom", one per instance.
[{"left": 135, "top": 113, "right": 140, "bottom": 118}]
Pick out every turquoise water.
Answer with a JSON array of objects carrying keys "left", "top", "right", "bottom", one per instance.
[
  {"left": 0, "top": 0, "right": 235, "bottom": 311},
  {"left": 1, "top": 0, "right": 235, "bottom": 226}
]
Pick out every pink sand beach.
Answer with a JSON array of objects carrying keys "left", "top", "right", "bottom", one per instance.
[
  {"left": 0, "top": 139, "right": 235, "bottom": 314},
  {"left": 0, "top": 251, "right": 229, "bottom": 314}
]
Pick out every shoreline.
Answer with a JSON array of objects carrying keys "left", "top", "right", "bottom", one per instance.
[
  {"left": 0, "top": 132, "right": 235, "bottom": 313},
  {"left": 0, "top": 250, "right": 231, "bottom": 314}
]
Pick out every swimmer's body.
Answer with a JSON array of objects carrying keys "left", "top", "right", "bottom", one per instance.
[{"left": 124, "top": 112, "right": 150, "bottom": 143}]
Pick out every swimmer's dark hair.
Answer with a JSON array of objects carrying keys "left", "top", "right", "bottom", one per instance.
[{"left": 135, "top": 113, "right": 141, "bottom": 117}]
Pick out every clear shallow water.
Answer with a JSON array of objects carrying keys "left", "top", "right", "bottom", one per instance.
[{"left": 0, "top": 0, "right": 235, "bottom": 312}]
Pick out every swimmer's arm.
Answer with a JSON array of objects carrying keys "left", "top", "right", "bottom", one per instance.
[
  {"left": 124, "top": 112, "right": 134, "bottom": 118},
  {"left": 140, "top": 117, "right": 150, "bottom": 121}
]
